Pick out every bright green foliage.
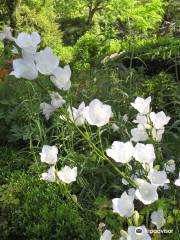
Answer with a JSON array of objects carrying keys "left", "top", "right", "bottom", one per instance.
[{"left": 16, "top": 0, "right": 63, "bottom": 50}]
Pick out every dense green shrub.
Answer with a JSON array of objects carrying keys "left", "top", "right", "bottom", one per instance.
[{"left": 0, "top": 172, "right": 99, "bottom": 240}]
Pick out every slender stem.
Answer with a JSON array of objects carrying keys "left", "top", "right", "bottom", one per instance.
[{"left": 60, "top": 108, "right": 137, "bottom": 188}]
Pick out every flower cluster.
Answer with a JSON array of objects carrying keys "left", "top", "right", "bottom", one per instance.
[
  {"left": 40, "top": 145, "right": 77, "bottom": 184},
  {"left": 6, "top": 31, "right": 71, "bottom": 90},
  {"left": 100, "top": 97, "right": 179, "bottom": 239}
]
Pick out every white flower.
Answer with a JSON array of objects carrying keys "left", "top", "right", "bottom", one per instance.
[
  {"left": 135, "top": 179, "right": 158, "bottom": 205},
  {"left": 134, "top": 143, "right": 155, "bottom": 165},
  {"left": 112, "top": 123, "right": 119, "bottom": 132},
  {"left": 133, "top": 113, "right": 148, "bottom": 127},
  {"left": 100, "top": 230, "right": 112, "bottom": 240},
  {"left": 112, "top": 192, "right": 134, "bottom": 218},
  {"left": 41, "top": 166, "right": 56, "bottom": 182},
  {"left": 106, "top": 141, "right": 134, "bottom": 163},
  {"left": 84, "top": 99, "right": 112, "bottom": 127},
  {"left": 50, "top": 65, "right": 71, "bottom": 91},
  {"left": 131, "top": 128, "right": 148, "bottom": 142},
  {"left": 148, "top": 169, "right": 169, "bottom": 187},
  {"left": 119, "top": 237, "right": 126, "bottom": 240},
  {"left": 165, "top": 160, "right": 175, "bottom": 173},
  {"left": 40, "top": 102, "right": 55, "bottom": 120},
  {"left": 131, "top": 97, "right": 151, "bottom": 114},
  {"left": 50, "top": 92, "right": 65, "bottom": 109},
  {"left": 68, "top": 102, "right": 86, "bottom": 126},
  {"left": 40, "top": 145, "right": 58, "bottom": 165},
  {"left": 10, "top": 58, "right": 38, "bottom": 80},
  {"left": 150, "top": 111, "right": 170, "bottom": 129},
  {"left": 152, "top": 128, "right": 164, "bottom": 142},
  {"left": 0, "top": 27, "right": 15, "bottom": 41},
  {"left": 57, "top": 166, "right": 77, "bottom": 184},
  {"left": 174, "top": 172, "right": 180, "bottom": 186},
  {"left": 122, "top": 178, "right": 129, "bottom": 185},
  {"left": 35, "top": 47, "right": 59, "bottom": 75},
  {"left": 127, "top": 225, "right": 151, "bottom": 240},
  {"left": 151, "top": 210, "right": 165, "bottom": 229},
  {"left": 15, "top": 32, "right": 40, "bottom": 53}
]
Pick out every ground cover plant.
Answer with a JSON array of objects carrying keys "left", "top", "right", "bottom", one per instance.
[{"left": 0, "top": 1, "right": 180, "bottom": 240}]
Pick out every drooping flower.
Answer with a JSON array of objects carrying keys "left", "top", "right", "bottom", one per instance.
[
  {"left": 50, "top": 92, "right": 65, "bottom": 109},
  {"left": 131, "top": 128, "right": 148, "bottom": 142},
  {"left": 100, "top": 230, "right": 112, "bottom": 240},
  {"left": 106, "top": 141, "right": 134, "bottom": 163},
  {"left": 135, "top": 179, "right": 158, "bottom": 205},
  {"left": 148, "top": 169, "right": 169, "bottom": 187},
  {"left": 57, "top": 166, "right": 77, "bottom": 184},
  {"left": 127, "top": 225, "right": 151, "bottom": 240},
  {"left": 50, "top": 65, "right": 71, "bottom": 91},
  {"left": 131, "top": 97, "right": 151, "bottom": 114},
  {"left": 10, "top": 58, "right": 38, "bottom": 80},
  {"left": 0, "top": 27, "right": 15, "bottom": 41},
  {"left": 15, "top": 32, "right": 40, "bottom": 53},
  {"left": 40, "top": 102, "right": 55, "bottom": 120},
  {"left": 112, "top": 192, "right": 134, "bottom": 218},
  {"left": 41, "top": 166, "right": 56, "bottom": 182},
  {"left": 174, "top": 172, "right": 180, "bottom": 186},
  {"left": 35, "top": 47, "right": 59, "bottom": 75},
  {"left": 152, "top": 128, "right": 164, "bottom": 142},
  {"left": 151, "top": 210, "right": 165, "bottom": 229},
  {"left": 68, "top": 102, "right": 86, "bottom": 126},
  {"left": 112, "top": 123, "right": 119, "bottom": 132},
  {"left": 134, "top": 143, "right": 155, "bottom": 165},
  {"left": 84, "top": 99, "right": 112, "bottom": 127},
  {"left": 165, "top": 160, "right": 175, "bottom": 173},
  {"left": 150, "top": 111, "right": 170, "bottom": 130},
  {"left": 40, "top": 145, "right": 58, "bottom": 165}
]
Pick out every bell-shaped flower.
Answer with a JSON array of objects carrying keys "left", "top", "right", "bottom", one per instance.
[
  {"left": 148, "top": 169, "right": 169, "bottom": 187},
  {"left": 152, "top": 128, "right": 164, "bottom": 142},
  {"left": 50, "top": 92, "right": 65, "bottom": 109},
  {"left": 0, "top": 27, "right": 15, "bottom": 41},
  {"left": 112, "top": 123, "right": 119, "bottom": 132},
  {"left": 41, "top": 166, "right": 56, "bottom": 182},
  {"left": 131, "top": 128, "right": 148, "bottom": 142},
  {"left": 150, "top": 111, "right": 170, "bottom": 130},
  {"left": 40, "top": 145, "right": 58, "bottom": 165},
  {"left": 100, "top": 230, "right": 112, "bottom": 240},
  {"left": 50, "top": 65, "right": 71, "bottom": 91},
  {"left": 112, "top": 192, "right": 134, "bottom": 218},
  {"left": 35, "top": 47, "right": 59, "bottom": 75},
  {"left": 135, "top": 179, "right": 158, "bottom": 205},
  {"left": 174, "top": 172, "right": 180, "bottom": 186},
  {"left": 40, "top": 102, "right": 55, "bottom": 120},
  {"left": 84, "top": 99, "right": 112, "bottom": 127},
  {"left": 57, "top": 166, "right": 77, "bottom": 184},
  {"left": 127, "top": 225, "right": 151, "bottom": 240},
  {"left": 15, "top": 32, "right": 40, "bottom": 53},
  {"left": 151, "top": 210, "right": 165, "bottom": 229},
  {"left": 165, "top": 160, "right": 175, "bottom": 173},
  {"left": 10, "top": 58, "right": 38, "bottom": 80},
  {"left": 134, "top": 143, "right": 155, "bottom": 165},
  {"left": 106, "top": 141, "right": 134, "bottom": 163},
  {"left": 68, "top": 102, "right": 86, "bottom": 126},
  {"left": 131, "top": 96, "right": 151, "bottom": 114}
]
